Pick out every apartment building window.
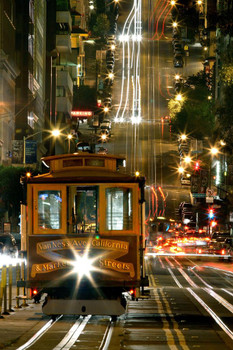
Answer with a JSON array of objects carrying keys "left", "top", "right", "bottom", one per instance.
[
  {"left": 56, "top": 86, "right": 66, "bottom": 97},
  {"left": 28, "top": 71, "right": 34, "bottom": 93},
  {"left": 28, "top": 34, "right": 34, "bottom": 57}
]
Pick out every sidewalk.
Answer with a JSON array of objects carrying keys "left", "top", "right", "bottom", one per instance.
[{"left": 0, "top": 297, "right": 47, "bottom": 350}]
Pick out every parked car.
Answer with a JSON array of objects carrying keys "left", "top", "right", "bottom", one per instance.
[
  {"left": 100, "top": 120, "right": 111, "bottom": 130},
  {"left": 173, "top": 55, "right": 183, "bottom": 68},
  {"left": 180, "top": 177, "right": 191, "bottom": 186},
  {"left": 0, "top": 233, "right": 18, "bottom": 258}
]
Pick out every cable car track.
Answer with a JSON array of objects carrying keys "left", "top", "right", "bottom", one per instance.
[
  {"left": 15, "top": 315, "right": 116, "bottom": 350},
  {"left": 147, "top": 255, "right": 233, "bottom": 342}
]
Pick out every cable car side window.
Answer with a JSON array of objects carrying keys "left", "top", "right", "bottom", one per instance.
[
  {"left": 106, "top": 188, "right": 132, "bottom": 230},
  {"left": 38, "top": 191, "right": 62, "bottom": 229}
]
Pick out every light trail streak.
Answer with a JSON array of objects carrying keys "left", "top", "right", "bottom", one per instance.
[
  {"left": 155, "top": 5, "right": 172, "bottom": 41},
  {"left": 149, "top": 0, "right": 163, "bottom": 29},
  {"left": 121, "top": 1, "right": 137, "bottom": 122},
  {"left": 152, "top": 0, "right": 169, "bottom": 40},
  {"left": 158, "top": 74, "right": 167, "bottom": 98},
  {"left": 151, "top": 186, "right": 158, "bottom": 217},
  {"left": 115, "top": 3, "right": 135, "bottom": 122}
]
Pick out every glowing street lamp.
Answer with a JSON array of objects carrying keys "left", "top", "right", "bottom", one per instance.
[
  {"left": 67, "top": 134, "right": 73, "bottom": 153},
  {"left": 135, "top": 171, "right": 140, "bottom": 177},
  {"left": 170, "top": 0, "right": 176, "bottom": 5},
  {"left": 184, "top": 156, "right": 191, "bottom": 164},
  {"left": 104, "top": 106, "right": 109, "bottom": 113},
  {"left": 172, "top": 22, "right": 178, "bottom": 28},
  {"left": 110, "top": 44, "right": 116, "bottom": 51},
  {"left": 101, "top": 133, "right": 107, "bottom": 143},
  {"left": 197, "top": 0, "right": 202, "bottom": 5},
  {"left": 210, "top": 147, "right": 219, "bottom": 156},
  {"left": 52, "top": 129, "right": 61, "bottom": 137},
  {"left": 108, "top": 72, "right": 114, "bottom": 80},
  {"left": 175, "top": 74, "right": 180, "bottom": 80},
  {"left": 180, "top": 134, "right": 187, "bottom": 141},
  {"left": 220, "top": 140, "right": 226, "bottom": 146},
  {"left": 178, "top": 166, "right": 184, "bottom": 174},
  {"left": 175, "top": 93, "right": 183, "bottom": 102}
]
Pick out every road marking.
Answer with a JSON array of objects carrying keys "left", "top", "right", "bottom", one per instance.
[
  {"left": 151, "top": 288, "right": 178, "bottom": 350},
  {"left": 159, "top": 288, "right": 189, "bottom": 350}
]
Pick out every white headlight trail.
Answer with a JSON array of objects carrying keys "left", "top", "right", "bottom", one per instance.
[{"left": 115, "top": 4, "right": 136, "bottom": 122}]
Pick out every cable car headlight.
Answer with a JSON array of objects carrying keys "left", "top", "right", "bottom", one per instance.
[{"left": 71, "top": 254, "right": 95, "bottom": 279}]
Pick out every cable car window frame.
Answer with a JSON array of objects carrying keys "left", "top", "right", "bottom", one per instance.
[
  {"left": 99, "top": 184, "right": 139, "bottom": 234},
  {"left": 33, "top": 184, "right": 67, "bottom": 234}
]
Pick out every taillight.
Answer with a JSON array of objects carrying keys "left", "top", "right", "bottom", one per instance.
[
  {"left": 31, "top": 288, "right": 38, "bottom": 297},
  {"left": 129, "top": 289, "right": 136, "bottom": 298},
  {"left": 197, "top": 249, "right": 202, "bottom": 254},
  {"left": 221, "top": 249, "right": 225, "bottom": 255}
]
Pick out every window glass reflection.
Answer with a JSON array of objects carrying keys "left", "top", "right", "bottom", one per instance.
[
  {"left": 38, "top": 191, "right": 62, "bottom": 230},
  {"left": 106, "top": 188, "right": 132, "bottom": 230}
]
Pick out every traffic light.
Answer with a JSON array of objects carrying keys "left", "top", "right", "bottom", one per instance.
[
  {"left": 194, "top": 161, "right": 200, "bottom": 171},
  {"left": 208, "top": 208, "right": 214, "bottom": 219},
  {"left": 97, "top": 99, "right": 102, "bottom": 107}
]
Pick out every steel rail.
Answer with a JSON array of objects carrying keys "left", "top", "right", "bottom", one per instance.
[
  {"left": 99, "top": 318, "right": 115, "bottom": 350},
  {"left": 52, "top": 315, "right": 91, "bottom": 350},
  {"left": 167, "top": 263, "right": 233, "bottom": 341},
  {"left": 16, "top": 315, "right": 63, "bottom": 350}
]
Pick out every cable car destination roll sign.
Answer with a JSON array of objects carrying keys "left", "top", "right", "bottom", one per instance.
[{"left": 30, "top": 237, "right": 135, "bottom": 278}]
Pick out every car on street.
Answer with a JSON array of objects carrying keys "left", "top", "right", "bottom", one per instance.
[{"left": 173, "top": 55, "right": 183, "bottom": 68}]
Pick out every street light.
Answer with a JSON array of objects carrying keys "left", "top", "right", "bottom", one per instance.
[
  {"left": 175, "top": 94, "right": 183, "bottom": 102},
  {"left": 178, "top": 166, "right": 184, "bottom": 174},
  {"left": 172, "top": 22, "right": 178, "bottom": 28},
  {"left": 67, "top": 134, "right": 73, "bottom": 153},
  {"left": 184, "top": 156, "right": 192, "bottom": 164},
  {"left": 210, "top": 147, "right": 219, "bottom": 156},
  {"left": 108, "top": 72, "right": 114, "bottom": 80},
  {"left": 220, "top": 140, "right": 226, "bottom": 146},
  {"left": 175, "top": 74, "right": 181, "bottom": 81},
  {"left": 180, "top": 134, "right": 187, "bottom": 141}
]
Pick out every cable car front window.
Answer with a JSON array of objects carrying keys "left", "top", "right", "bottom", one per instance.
[
  {"left": 68, "top": 186, "right": 98, "bottom": 234},
  {"left": 38, "top": 191, "right": 62, "bottom": 230},
  {"left": 106, "top": 188, "right": 132, "bottom": 230}
]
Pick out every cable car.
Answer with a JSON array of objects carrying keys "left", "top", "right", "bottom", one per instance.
[{"left": 21, "top": 152, "right": 147, "bottom": 316}]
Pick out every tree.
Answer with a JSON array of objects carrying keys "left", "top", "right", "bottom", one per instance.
[
  {"left": 170, "top": 73, "right": 215, "bottom": 139},
  {"left": 0, "top": 167, "right": 28, "bottom": 230},
  {"left": 93, "top": 14, "right": 110, "bottom": 39}
]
